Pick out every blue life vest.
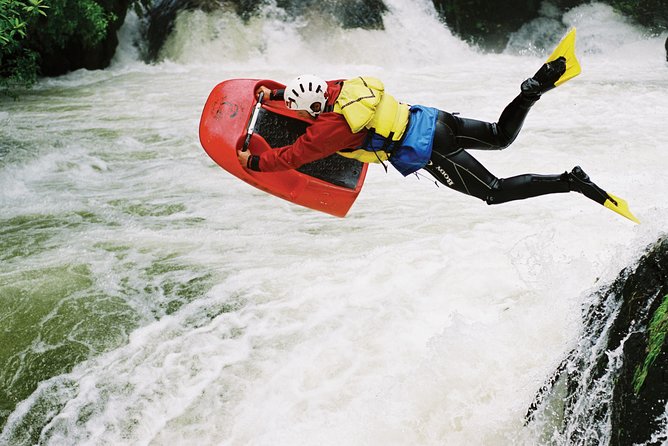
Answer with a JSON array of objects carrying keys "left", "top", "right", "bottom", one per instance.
[{"left": 388, "top": 105, "right": 439, "bottom": 176}]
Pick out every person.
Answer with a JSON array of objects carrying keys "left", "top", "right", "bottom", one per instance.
[{"left": 236, "top": 61, "right": 620, "bottom": 213}]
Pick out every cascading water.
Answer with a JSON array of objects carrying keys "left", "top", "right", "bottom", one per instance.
[{"left": 1, "top": 1, "right": 667, "bottom": 444}]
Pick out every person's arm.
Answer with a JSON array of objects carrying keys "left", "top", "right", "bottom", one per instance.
[
  {"left": 255, "top": 86, "right": 284, "bottom": 101},
  {"left": 239, "top": 114, "right": 365, "bottom": 172},
  {"left": 237, "top": 120, "right": 329, "bottom": 172},
  {"left": 237, "top": 86, "right": 288, "bottom": 168},
  {"left": 237, "top": 149, "right": 257, "bottom": 170}
]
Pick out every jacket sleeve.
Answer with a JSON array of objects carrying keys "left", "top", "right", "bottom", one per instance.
[{"left": 256, "top": 113, "right": 365, "bottom": 172}]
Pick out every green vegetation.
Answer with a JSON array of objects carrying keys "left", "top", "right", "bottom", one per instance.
[
  {"left": 0, "top": 0, "right": 47, "bottom": 91},
  {"left": 37, "top": 0, "right": 111, "bottom": 49},
  {"left": 0, "top": 0, "right": 119, "bottom": 95},
  {"left": 633, "top": 294, "right": 668, "bottom": 394},
  {"left": 0, "top": 0, "right": 47, "bottom": 46}
]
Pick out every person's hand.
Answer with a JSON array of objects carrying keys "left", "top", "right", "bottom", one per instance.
[
  {"left": 255, "top": 86, "right": 271, "bottom": 100},
  {"left": 237, "top": 149, "right": 250, "bottom": 168}
]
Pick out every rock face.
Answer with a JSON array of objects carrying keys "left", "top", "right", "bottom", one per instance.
[
  {"left": 431, "top": 0, "right": 668, "bottom": 52},
  {"left": 27, "top": 0, "right": 668, "bottom": 76},
  {"left": 143, "top": 0, "right": 221, "bottom": 61},
  {"left": 430, "top": 0, "right": 543, "bottom": 51},
  {"left": 142, "top": 0, "right": 387, "bottom": 62},
  {"left": 527, "top": 237, "right": 668, "bottom": 445}
]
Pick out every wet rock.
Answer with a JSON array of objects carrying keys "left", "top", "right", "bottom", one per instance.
[
  {"left": 143, "top": 0, "right": 386, "bottom": 62},
  {"left": 527, "top": 237, "right": 668, "bottom": 445},
  {"left": 275, "top": 0, "right": 386, "bottom": 29},
  {"left": 430, "top": 0, "right": 543, "bottom": 51},
  {"left": 431, "top": 0, "right": 668, "bottom": 53},
  {"left": 143, "top": 0, "right": 222, "bottom": 61}
]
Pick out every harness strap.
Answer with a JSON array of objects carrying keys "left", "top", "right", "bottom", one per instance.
[{"left": 365, "top": 128, "right": 394, "bottom": 172}]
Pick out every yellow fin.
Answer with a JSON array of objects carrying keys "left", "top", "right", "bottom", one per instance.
[
  {"left": 546, "top": 28, "right": 582, "bottom": 87},
  {"left": 604, "top": 193, "right": 640, "bottom": 224}
]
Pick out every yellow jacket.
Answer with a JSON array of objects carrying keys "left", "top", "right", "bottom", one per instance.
[{"left": 334, "top": 77, "right": 410, "bottom": 163}]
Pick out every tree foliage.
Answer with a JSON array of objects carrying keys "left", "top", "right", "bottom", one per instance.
[
  {"left": 0, "top": 0, "right": 47, "bottom": 92},
  {"left": 1, "top": 0, "right": 121, "bottom": 95},
  {"left": 36, "top": 0, "right": 111, "bottom": 49},
  {"left": 0, "top": 0, "right": 47, "bottom": 46}
]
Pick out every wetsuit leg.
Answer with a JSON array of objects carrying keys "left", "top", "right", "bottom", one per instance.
[
  {"left": 424, "top": 147, "right": 496, "bottom": 199},
  {"left": 442, "top": 94, "right": 536, "bottom": 151},
  {"left": 424, "top": 111, "right": 571, "bottom": 204}
]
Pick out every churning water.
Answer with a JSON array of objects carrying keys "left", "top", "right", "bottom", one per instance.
[{"left": 1, "top": 1, "right": 667, "bottom": 444}]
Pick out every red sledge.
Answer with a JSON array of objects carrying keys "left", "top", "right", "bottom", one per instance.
[{"left": 199, "top": 79, "right": 368, "bottom": 217}]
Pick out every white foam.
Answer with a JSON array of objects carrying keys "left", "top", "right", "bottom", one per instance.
[{"left": 1, "top": 1, "right": 667, "bottom": 444}]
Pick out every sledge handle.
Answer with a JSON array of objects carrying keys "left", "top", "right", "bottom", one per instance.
[{"left": 242, "top": 91, "right": 264, "bottom": 152}]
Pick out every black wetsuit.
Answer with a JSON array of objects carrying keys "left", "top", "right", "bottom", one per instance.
[{"left": 422, "top": 94, "right": 571, "bottom": 204}]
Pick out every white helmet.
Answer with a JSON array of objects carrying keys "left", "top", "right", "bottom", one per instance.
[{"left": 284, "top": 75, "right": 328, "bottom": 117}]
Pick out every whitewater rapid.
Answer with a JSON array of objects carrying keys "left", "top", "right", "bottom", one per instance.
[{"left": 1, "top": 1, "right": 667, "bottom": 444}]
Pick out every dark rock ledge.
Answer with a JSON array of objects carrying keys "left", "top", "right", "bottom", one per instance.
[{"left": 527, "top": 236, "right": 668, "bottom": 446}]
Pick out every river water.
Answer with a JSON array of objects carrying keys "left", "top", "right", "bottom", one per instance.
[{"left": 1, "top": 1, "right": 667, "bottom": 444}]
